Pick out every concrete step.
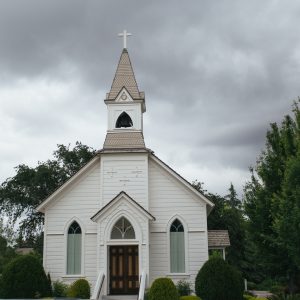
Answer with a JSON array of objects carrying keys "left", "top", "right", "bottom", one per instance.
[{"left": 102, "top": 295, "right": 138, "bottom": 300}]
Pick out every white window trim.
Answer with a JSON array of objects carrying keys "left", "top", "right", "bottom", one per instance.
[
  {"left": 166, "top": 215, "right": 189, "bottom": 274},
  {"left": 64, "top": 217, "right": 85, "bottom": 276}
]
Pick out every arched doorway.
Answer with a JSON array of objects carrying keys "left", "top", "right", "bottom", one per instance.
[{"left": 109, "top": 217, "right": 139, "bottom": 295}]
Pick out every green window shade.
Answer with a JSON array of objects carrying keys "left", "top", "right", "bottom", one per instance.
[
  {"left": 67, "top": 221, "right": 82, "bottom": 274},
  {"left": 170, "top": 219, "right": 185, "bottom": 273}
]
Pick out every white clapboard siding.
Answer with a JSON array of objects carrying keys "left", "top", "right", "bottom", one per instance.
[
  {"left": 101, "top": 154, "right": 148, "bottom": 208},
  {"left": 188, "top": 232, "right": 209, "bottom": 287},
  {"left": 149, "top": 232, "right": 168, "bottom": 283},
  {"left": 148, "top": 159, "right": 207, "bottom": 231},
  {"left": 45, "top": 234, "right": 64, "bottom": 281},
  {"left": 44, "top": 161, "right": 100, "bottom": 286},
  {"left": 84, "top": 233, "right": 97, "bottom": 290},
  {"left": 148, "top": 158, "right": 208, "bottom": 284},
  {"left": 46, "top": 162, "right": 100, "bottom": 234},
  {"left": 45, "top": 233, "right": 97, "bottom": 288}
]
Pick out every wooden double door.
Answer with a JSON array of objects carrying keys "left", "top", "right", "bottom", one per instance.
[{"left": 109, "top": 245, "right": 139, "bottom": 295}]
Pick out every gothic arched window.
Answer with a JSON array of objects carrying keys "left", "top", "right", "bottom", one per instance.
[
  {"left": 116, "top": 112, "right": 133, "bottom": 128},
  {"left": 170, "top": 219, "right": 185, "bottom": 273},
  {"left": 111, "top": 217, "right": 135, "bottom": 239},
  {"left": 67, "top": 221, "right": 82, "bottom": 274}
]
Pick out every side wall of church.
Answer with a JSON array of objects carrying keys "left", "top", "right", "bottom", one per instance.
[
  {"left": 148, "top": 158, "right": 209, "bottom": 287},
  {"left": 43, "top": 161, "right": 100, "bottom": 289}
]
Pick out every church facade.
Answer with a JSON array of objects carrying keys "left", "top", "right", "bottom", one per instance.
[{"left": 37, "top": 46, "right": 219, "bottom": 297}]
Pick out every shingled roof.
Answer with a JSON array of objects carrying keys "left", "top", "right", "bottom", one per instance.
[
  {"left": 103, "top": 131, "right": 145, "bottom": 149},
  {"left": 208, "top": 230, "right": 230, "bottom": 248},
  {"left": 106, "top": 49, "right": 144, "bottom": 100}
]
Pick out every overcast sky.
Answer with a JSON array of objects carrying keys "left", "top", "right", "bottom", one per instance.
[{"left": 1, "top": 1, "right": 299, "bottom": 196}]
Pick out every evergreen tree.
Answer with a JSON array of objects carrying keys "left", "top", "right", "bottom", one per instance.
[
  {"left": 193, "top": 182, "right": 247, "bottom": 276},
  {"left": 244, "top": 100, "right": 300, "bottom": 290}
]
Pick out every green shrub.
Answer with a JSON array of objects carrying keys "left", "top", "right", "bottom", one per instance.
[
  {"left": 148, "top": 277, "right": 179, "bottom": 300},
  {"left": 67, "top": 278, "right": 90, "bottom": 299},
  {"left": 180, "top": 296, "right": 202, "bottom": 300},
  {"left": 53, "top": 280, "right": 69, "bottom": 297},
  {"left": 0, "top": 254, "right": 52, "bottom": 298},
  {"left": 195, "top": 256, "right": 244, "bottom": 300},
  {"left": 177, "top": 279, "right": 192, "bottom": 296}
]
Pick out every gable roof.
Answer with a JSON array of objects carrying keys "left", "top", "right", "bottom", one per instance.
[
  {"left": 208, "top": 230, "right": 231, "bottom": 248},
  {"left": 36, "top": 155, "right": 100, "bottom": 213},
  {"left": 36, "top": 149, "right": 214, "bottom": 215},
  {"left": 106, "top": 49, "right": 144, "bottom": 100},
  {"left": 91, "top": 191, "right": 155, "bottom": 222},
  {"left": 149, "top": 153, "right": 214, "bottom": 213}
]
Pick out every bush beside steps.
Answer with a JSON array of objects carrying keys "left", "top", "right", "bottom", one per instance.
[
  {"left": 67, "top": 278, "right": 91, "bottom": 299},
  {"left": 148, "top": 277, "right": 179, "bottom": 300}
]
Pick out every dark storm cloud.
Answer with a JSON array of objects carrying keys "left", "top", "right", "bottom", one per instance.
[{"left": 1, "top": 0, "right": 300, "bottom": 194}]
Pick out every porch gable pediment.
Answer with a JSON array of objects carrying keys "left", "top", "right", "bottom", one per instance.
[{"left": 90, "top": 191, "right": 155, "bottom": 222}]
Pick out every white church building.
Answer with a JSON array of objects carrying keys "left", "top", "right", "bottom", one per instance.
[{"left": 37, "top": 37, "right": 229, "bottom": 298}]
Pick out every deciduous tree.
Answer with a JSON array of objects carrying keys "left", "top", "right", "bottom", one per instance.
[{"left": 0, "top": 142, "right": 96, "bottom": 238}]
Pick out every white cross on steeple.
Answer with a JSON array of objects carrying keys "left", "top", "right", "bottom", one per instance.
[{"left": 118, "top": 30, "right": 132, "bottom": 49}]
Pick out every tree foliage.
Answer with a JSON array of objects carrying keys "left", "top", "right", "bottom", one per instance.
[
  {"left": 244, "top": 100, "right": 300, "bottom": 291},
  {"left": 67, "top": 278, "right": 90, "bottom": 299},
  {"left": 195, "top": 256, "right": 244, "bottom": 300},
  {"left": 0, "top": 218, "right": 17, "bottom": 275},
  {"left": 193, "top": 181, "right": 247, "bottom": 276},
  {"left": 0, "top": 142, "right": 96, "bottom": 238},
  {"left": 0, "top": 236, "right": 17, "bottom": 275},
  {"left": 148, "top": 277, "right": 179, "bottom": 300},
  {"left": 0, "top": 254, "right": 52, "bottom": 298}
]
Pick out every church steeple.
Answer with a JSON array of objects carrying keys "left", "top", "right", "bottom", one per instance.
[
  {"left": 106, "top": 48, "right": 144, "bottom": 103},
  {"left": 103, "top": 42, "right": 146, "bottom": 150}
]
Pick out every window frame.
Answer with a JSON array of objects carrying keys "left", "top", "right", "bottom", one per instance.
[
  {"left": 167, "top": 216, "right": 189, "bottom": 275},
  {"left": 64, "top": 218, "right": 85, "bottom": 277},
  {"left": 110, "top": 216, "right": 136, "bottom": 240}
]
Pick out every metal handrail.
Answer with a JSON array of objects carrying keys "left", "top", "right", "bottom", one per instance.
[
  {"left": 91, "top": 271, "right": 105, "bottom": 300},
  {"left": 138, "top": 271, "right": 147, "bottom": 300}
]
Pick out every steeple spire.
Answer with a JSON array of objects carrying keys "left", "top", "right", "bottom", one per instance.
[{"left": 106, "top": 48, "right": 144, "bottom": 101}]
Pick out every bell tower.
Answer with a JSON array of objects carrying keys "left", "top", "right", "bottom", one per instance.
[{"left": 103, "top": 38, "right": 146, "bottom": 150}]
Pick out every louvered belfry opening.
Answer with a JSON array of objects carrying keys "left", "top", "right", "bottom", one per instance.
[{"left": 116, "top": 112, "right": 133, "bottom": 128}]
